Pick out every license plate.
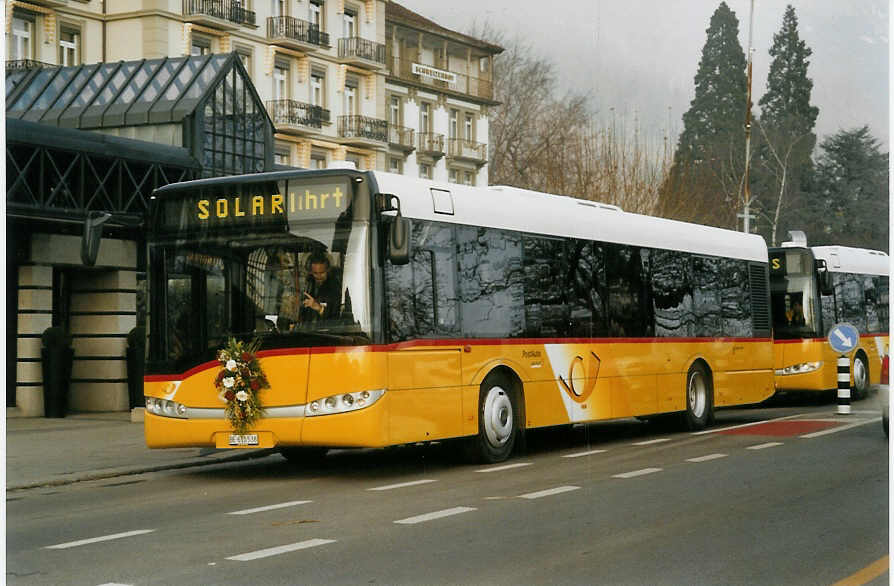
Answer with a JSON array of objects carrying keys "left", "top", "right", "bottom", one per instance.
[{"left": 228, "top": 433, "right": 259, "bottom": 446}]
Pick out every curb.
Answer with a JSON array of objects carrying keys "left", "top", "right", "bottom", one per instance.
[{"left": 8, "top": 448, "right": 279, "bottom": 491}]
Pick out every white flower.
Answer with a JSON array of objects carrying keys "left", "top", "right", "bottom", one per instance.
[
  {"left": 236, "top": 391, "right": 249, "bottom": 402},
  {"left": 223, "top": 377, "right": 235, "bottom": 389},
  {"left": 226, "top": 359, "right": 238, "bottom": 372}
]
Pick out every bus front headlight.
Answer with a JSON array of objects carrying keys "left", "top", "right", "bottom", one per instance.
[
  {"left": 305, "top": 389, "right": 385, "bottom": 417},
  {"left": 775, "top": 361, "right": 823, "bottom": 376}
]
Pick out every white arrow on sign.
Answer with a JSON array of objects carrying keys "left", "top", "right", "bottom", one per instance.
[{"left": 834, "top": 328, "right": 854, "bottom": 348}]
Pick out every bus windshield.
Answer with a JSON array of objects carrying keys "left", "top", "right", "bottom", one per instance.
[
  {"left": 148, "top": 174, "right": 373, "bottom": 371},
  {"left": 770, "top": 249, "right": 821, "bottom": 339}
]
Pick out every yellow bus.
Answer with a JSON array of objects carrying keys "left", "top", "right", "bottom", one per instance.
[
  {"left": 143, "top": 169, "right": 775, "bottom": 463},
  {"left": 770, "top": 232, "right": 889, "bottom": 398}
]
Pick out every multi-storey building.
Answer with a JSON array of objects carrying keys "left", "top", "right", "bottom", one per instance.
[{"left": 7, "top": 0, "right": 501, "bottom": 180}]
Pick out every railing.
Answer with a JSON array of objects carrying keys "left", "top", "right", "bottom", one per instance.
[
  {"left": 267, "top": 16, "right": 329, "bottom": 47},
  {"left": 183, "top": 0, "right": 256, "bottom": 26},
  {"left": 338, "top": 37, "right": 386, "bottom": 64},
  {"left": 6, "top": 60, "right": 57, "bottom": 72},
  {"left": 267, "top": 100, "right": 329, "bottom": 129},
  {"left": 417, "top": 132, "right": 445, "bottom": 155},
  {"left": 338, "top": 115, "right": 387, "bottom": 142},
  {"left": 387, "top": 56, "right": 494, "bottom": 101},
  {"left": 447, "top": 138, "right": 487, "bottom": 161},
  {"left": 387, "top": 125, "right": 414, "bottom": 149}
]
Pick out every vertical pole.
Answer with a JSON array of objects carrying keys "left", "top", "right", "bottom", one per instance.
[
  {"left": 837, "top": 355, "right": 851, "bottom": 415},
  {"left": 742, "top": 0, "right": 754, "bottom": 234}
]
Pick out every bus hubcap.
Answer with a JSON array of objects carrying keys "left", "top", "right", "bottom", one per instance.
[
  {"left": 483, "top": 387, "right": 513, "bottom": 447},
  {"left": 688, "top": 372, "right": 706, "bottom": 419},
  {"left": 854, "top": 359, "right": 868, "bottom": 393}
]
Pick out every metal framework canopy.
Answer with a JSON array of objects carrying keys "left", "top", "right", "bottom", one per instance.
[{"left": 6, "top": 53, "right": 274, "bottom": 178}]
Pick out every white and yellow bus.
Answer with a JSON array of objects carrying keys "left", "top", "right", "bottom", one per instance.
[
  {"left": 144, "top": 169, "right": 775, "bottom": 463},
  {"left": 770, "top": 232, "right": 889, "bottom": 398}
]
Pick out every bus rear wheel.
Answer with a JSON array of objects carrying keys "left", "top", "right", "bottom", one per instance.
[
  {"left": 470, "top": 373, "right": 519, "bottom": 464},
  {"left": 683, "top": 363, "right": 713, "bottom": 431}
]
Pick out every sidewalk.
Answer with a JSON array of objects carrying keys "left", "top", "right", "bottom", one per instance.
[{"left": 6, "top": 410, "right": 276, "bottom": 490}]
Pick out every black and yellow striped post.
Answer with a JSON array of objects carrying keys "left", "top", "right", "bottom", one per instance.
[{"left": 837, "top": 355, "right": 851, "bottom": 415}]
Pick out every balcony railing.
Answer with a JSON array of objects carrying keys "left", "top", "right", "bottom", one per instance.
[
  {"left": 388, "top": 57, "right": 494, "bottom": 101},
  {"left": 267, "top": 16, "right": 329, "bottom": 48},
  {"left": 338, "top": 115, "right": 387, "bottom": 143},
  {"left": 183, "top": 0, "right": 256, "bottom": 26},
  {"left": 338, "top": 37, "right": 386, "bottom": 65},
  {"left": 267, "top": 100, "right": 329, "bottom": 130},
  {"left": 387, "top": 125, "right": 415, "bottom": 150},
  {"left": 6, "top": 60, "right": 57, "bottom": 72},
  {"left": 417, "top": 132, "right": 445, "bottom": 156},
  {"left": 447, "top": 138, "right": 487, "bottom": 162}
]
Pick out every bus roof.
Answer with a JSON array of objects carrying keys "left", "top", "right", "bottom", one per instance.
[
  {"left": 372, "top": 172, "right": 768, "bottom": 263},
  {"left": 811, "top": 245, "right": 889, "bottom": 276}
]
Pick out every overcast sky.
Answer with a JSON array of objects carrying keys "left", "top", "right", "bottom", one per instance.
[{"left": 401, "top": 0, "right": 889, "bottom": 151}]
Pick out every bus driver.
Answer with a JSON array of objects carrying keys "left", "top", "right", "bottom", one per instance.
[{"left": 298, "top": 251, "right": 340, "bottom": 323}]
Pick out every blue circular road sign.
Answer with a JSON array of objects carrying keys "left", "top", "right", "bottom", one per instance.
[{"left": 828, "top": 323, "right": 860, "bottom": 354}]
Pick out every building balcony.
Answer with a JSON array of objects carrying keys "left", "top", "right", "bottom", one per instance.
[
  {"left": 387, "top": 125, "right": 415, "bottom": 152},
  {"left": 417, "top": 132, "right": 445, "bottom": 158},
  {"left": 268, "top": 100, "right": 329, "bottom": 134},
  {"left": 6, "top": 60, "right": 57, "bottom": 73},
  {"left": 183, "top": 0, "right": 256, "bottom": 30},
  {"left": 387, "top": 57, "right": 494, "bottom": 102},
  {"left": 267, "top": 16, "right": 329, "bottom": 52},
  {"left": 447, "top": 138, "right": 487, "bottom": 164},
  {"left": 337, "top": 115, "right": 388, "bottom": 147},
  {"left": 337, "top": 37, "right": 386, "bottom": 70}
]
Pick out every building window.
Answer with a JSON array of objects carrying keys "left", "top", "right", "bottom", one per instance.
[
  {"left": 309, "top": 0, "right": 323, "bottom": 28},
  {"left": 390, "top": 157, "right": 403, "bottom": 174},
  {"left": 449, "top": 109, "right": 458, "bottom": 139},
  {"left": 272, "top": 0, "right": 286, "bottom": 18},
  {"left": 310, "top": 149, "right": 327, "bottom": 169},
  {"left": 448, "top": 168, "right": 458, "bottom": 184},
  {"left": 346, "top": 152, "right": 363, "bottom": 170},
  {"left": 389, "top": 95, "right": 401, "bottom": 125},
  {"left": 344, "top": 78, "right": 357, "bottom": 115},
  {"left": 59, "top": 28, "right": 80, "bottom": 66},
  {"left": 274, "top": 146, "right": 290, "bottom": 166},
  {"left": 274, "top": 62, "right": 289, "bottom": 100},
  {"left": 311, "top": 69, "right": 325, "bottom": 106},
  {"left": 12, "top": 15, "right": 34, "bottom": 61},
  {"left": 464, "top": 171, "right": 475, "bottom": 186},
  {"left": 419, "top": 163, "right": 432, "bottom": 179},
  {"left": 343, "top": 9, "right": 355, "bottom": 38},
  {"left": 191, "top": 34, "right": 211, "bottom": 56},
  {"left": 464, "top": 113, "right": 474, "bottom": 141},
  {"left": 420, "top": 102, "right": 431, "bottom": 132},
  {"left": 235, "top": 46, "right": 253, "bottom": 76}
]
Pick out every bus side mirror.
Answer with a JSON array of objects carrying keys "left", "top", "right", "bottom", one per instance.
[
  {"left": 815, "top": 259, "right": 833, "bottom": 295},
  {"left": 388, "top": 216, "right": 411, "bottom": 265}
]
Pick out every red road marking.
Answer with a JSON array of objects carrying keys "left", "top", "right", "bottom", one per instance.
[{"left": 720, "top": 420, "right": 840, "bottom": 437}]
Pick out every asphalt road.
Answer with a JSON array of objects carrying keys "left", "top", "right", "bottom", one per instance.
[{"left": 7, "top": 398, "right": 889, "bottom": 585}]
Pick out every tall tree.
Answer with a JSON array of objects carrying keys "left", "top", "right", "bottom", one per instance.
[
  {"left": 658, "top": 2, "right": 748, "bottom": 228},
  {"left": 753, "top": 4, "right": 819, "bottom": 244},
  {"left": 810, "top": 126, "right": 888, "bottom": 251}
]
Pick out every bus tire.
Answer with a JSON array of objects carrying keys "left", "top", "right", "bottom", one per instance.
[
  {"left": 471, "top": 373, "right": 519, "bottom": 464},
  {"left": 683, "top": 362, "right": 713, "bottom": 431},
  {"left": 279, "top": 446, "right": 328, "bottom": 466},
  {"left": 852, "top": 353, "right": 869, "bottom": 400}
]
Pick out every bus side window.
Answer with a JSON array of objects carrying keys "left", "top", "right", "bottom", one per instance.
[
  {"left": 651, "top": 249, "right": 693, "bottom": 338},
  {"left": 522, "top": 235, "right": 569, "bottom": 338},
  {"left": 692, "top": 256, "right": 722, "bottom": 337}
]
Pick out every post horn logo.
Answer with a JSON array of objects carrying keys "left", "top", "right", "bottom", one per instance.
[{"left": 558, "top": 351, "right": 601, "bottom": 403}]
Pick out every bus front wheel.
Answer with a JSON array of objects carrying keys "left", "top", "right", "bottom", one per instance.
[
  {"left": 470, "top": 373, "right": 519, "bottom": 463},
  {"left": 852, "top": 354, "right": 869, "bottom": 400},
  {"left": 683, "top": 363, "right": 713, "bottom": 431}
]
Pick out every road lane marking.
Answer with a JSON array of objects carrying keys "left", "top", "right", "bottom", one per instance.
[
  {"left": 801, "top": 418, "right": 878, "bottom": 438},
  {"left": 394, "top": 507, "right": 477, "bottom": 525},
  {"left": 476, "top": 462, "right": 532, "bottom": 473},
  {"left": 562, "top": 449, "right": 607, "bottom": 458},
  {"left": 519, "top": 486, "right": 581, "bottom": 499},
  {"left": 46, "top": 530, "right": 155, "bottom": 550},
  {"left": 686, "top": 453, "right": 727, "bottom": 463},
  {"left": 227, "top": 500, "right": 312, "bottom": 515},
  {"left": 746, "top": 442, "right": 784, "bottom": 450},
  {"left": 631, "top": 438, "right": 671, "bottom": 446},
  {"left": 832, "top": 554, "right": 888, "bottom": 586},
  {"left": 612, "top": 468, "right": 662, "bottom": 479},
  {"left": 368, "top": 479, "right": 438, "bottom": 491},
  {"left": 226, "top": 539, "right": 336, "bottom": 561},
  {"left": 691, "top": 413, "right": 805, "bottom": 435}
]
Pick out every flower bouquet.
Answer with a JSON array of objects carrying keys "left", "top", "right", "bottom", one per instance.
[{"left": 214, "top": 338, "right": 268, "bottom": 434}]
